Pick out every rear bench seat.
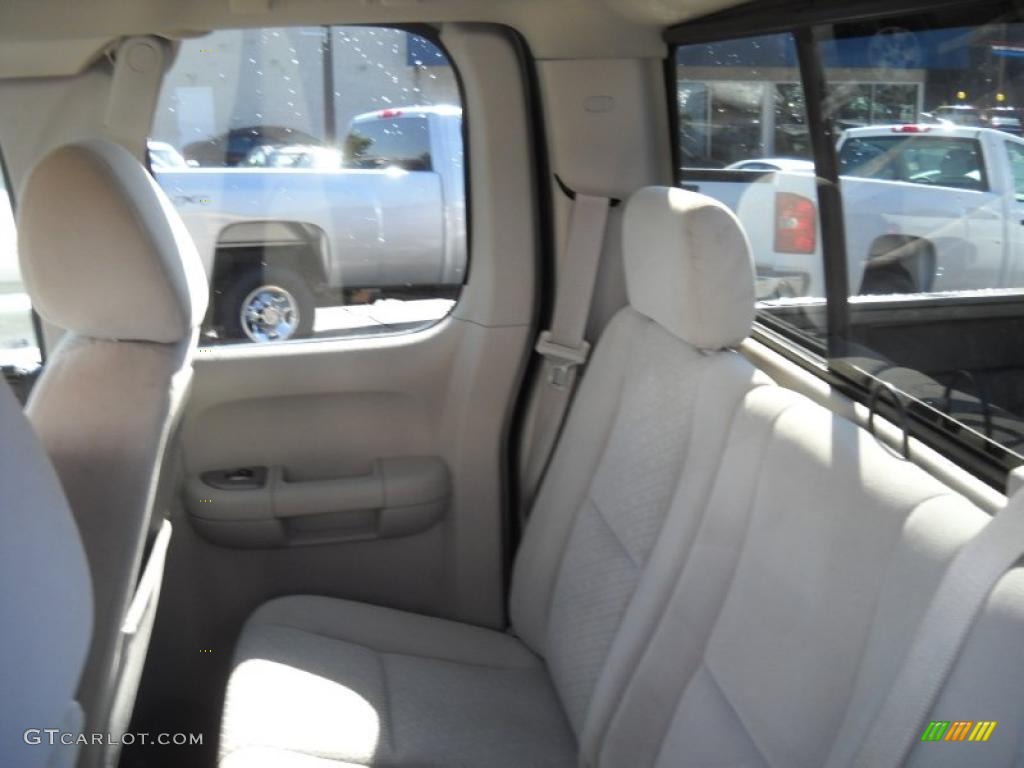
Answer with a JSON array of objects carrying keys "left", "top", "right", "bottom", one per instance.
[
  {"left": 218, "top": 188, "right": 1024, "bottom": 767},
  {"left": 219, "top": 188, "right": 765, "bottom": 767}
]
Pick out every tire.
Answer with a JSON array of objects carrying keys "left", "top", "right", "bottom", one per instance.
[
  {"left": 219, "top": 266, "right": 316, "bottom": 342},
  {"left": 859, "top": 263, "right": 916, "bottom": 295}
]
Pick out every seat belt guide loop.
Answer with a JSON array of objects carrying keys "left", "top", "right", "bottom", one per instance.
[{"left": 535, "top": 331, "right": 590, "bottom": 390}]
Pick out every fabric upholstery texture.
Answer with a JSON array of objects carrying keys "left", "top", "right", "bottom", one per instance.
[
  {"left": 220, "top": 597, "right": 577, "bottom": 768},
  {"left": 0, "top": 380, "right": 92, "bottom": 768},
  {"left": 219, "top": 186, "right": 764, "bottom": 767},
  {"left": 26, "top": 313, "right": 196, "bottom": 768},
  {"left": 17, "top": 139, "right": 207, "bottom": 343},
  {"left": 622, "top": 186, "right": 755, "bottom": 350},
  {"left": 594, "top": 387, "right": 1024, "bottom": 768},
  {"left": 219, "top": 307, "right": 764, "bottom": 766},
  {"left": 534, "top": 313, "right": 760, "bottom": 733},
  {"left": 17, "top": 140, "right": 208, "bottom": 767},
  {"left": 217, "top": 185, "right": 1024, "bottom": 767}
]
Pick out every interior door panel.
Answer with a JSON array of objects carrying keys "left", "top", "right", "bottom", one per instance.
[
  {"left": 187, "top": 455, "right": 450, "bottom": 548},
  {"left": 176, "top": 318, "right": 524, "bottom": 623}
]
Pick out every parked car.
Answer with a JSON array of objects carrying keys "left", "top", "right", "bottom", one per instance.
[
  {"left": 984, "top": 106, "right": 1023, "bottom": 136},
  {"left": 153, "top": 106, "right": 465, "bottom": 341},
  {"left": 182, "top": 125, "right": 324, "bottom": 167},
  {"left": 932, "top": 104, "right": 984, "bottom": 126},
  {"left": 686, "top": 124, "right": 1024, "bottom": 298},
  {"left": 725, "top": 157, "right": 815, "bottom": 172},
  {"left": 146, "top": 140, "right": 191, "bottom": 169},
  {"left": 244, "top": 144, "right": 343, "bottom": 169}
]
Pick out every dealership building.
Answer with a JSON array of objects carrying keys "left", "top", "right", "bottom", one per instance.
[
  {"left": 676, "top": 26, "right": 1024, "bottom": 167},
  {"left": 151, "top": 26, "right": 458, "bottom": 156}
]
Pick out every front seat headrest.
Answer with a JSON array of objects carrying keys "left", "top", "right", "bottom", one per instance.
[
  {"left": 17, "top": 139, "right": 208, "bottom": 343},
  {"left": 623, "top": 186, "right": 755, "bottom": 350}
]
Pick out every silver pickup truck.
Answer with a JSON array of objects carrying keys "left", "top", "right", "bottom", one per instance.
[
  {"left": 153, "top": 105, "right": 465, "bottom": 341},
  {"left": 685, "top": 125, "right": 1024, "bottom": 301}
]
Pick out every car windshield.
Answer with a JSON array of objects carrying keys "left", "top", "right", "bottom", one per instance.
[{"left": 838, "top": 135, "right": 986, "bottom": 190}]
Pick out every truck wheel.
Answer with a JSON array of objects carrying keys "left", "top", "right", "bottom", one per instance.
[
  {"left": 220, "top": 267, "right": 316, "bottom": 342},
  {"left": 859, "top": 263, "right": 916, "bottom": 295}
]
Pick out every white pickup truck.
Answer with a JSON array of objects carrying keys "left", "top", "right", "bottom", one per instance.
[
  {"left": 684, "top": 125, "right": 1024, "bottom": 299},
  {"left": 153, "top": 105, "right": 465, "bottom": 341}
]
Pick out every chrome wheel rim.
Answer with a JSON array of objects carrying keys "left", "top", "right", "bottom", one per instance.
[{"left": 240, "top": 285, "right": 300, "bottom": 342}]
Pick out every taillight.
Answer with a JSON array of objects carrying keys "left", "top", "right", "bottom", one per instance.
[
  {"left": 774, "top": 192, "right": 817, "bottom": 254},
  {"left": 891, "top": 124, "right": 931, "bottom": 133}
]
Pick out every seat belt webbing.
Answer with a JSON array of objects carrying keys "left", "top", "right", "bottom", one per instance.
[
  {"left": 842, "top": 490, "right": 1024, "bottom": 768},
  {"left": 518, "top": 191, "right": 611, "bottom": 511}
]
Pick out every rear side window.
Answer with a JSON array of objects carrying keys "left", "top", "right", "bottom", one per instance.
[
  {"left": 150, "top": 26, "right": 465, "bottom": 346},
  {"left": 343, "top": 115, "right": 433, "bottom": 171},
  {"left": 671, "top": 8, "right": 1024, "bottom": 487}
]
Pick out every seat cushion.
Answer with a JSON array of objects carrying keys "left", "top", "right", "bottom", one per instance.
[{"left": 220, "top": 595, "right": 577, "bottom": 767}]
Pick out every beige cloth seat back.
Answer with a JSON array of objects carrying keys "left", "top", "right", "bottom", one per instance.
[
  {"left": 508, "top": 186, "right": 763, "bottom": 733},
  {"left": 217, "top": 186, "right": 764, "bottom": 767},
  {"left": 17, "top": 139, "right": 208, "bottom": 768},
  {"left": 590, "top": 385, "right": 1024, "bottom": 768},
  {"left": 0, "top": 380, "right": 93, "bottom": 768}
]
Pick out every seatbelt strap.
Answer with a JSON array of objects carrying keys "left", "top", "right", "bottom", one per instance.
[
  {"left": 518, "top": 191, "right": 611, "bottom": 510},
  {"left": 842, "top": 490, "right": 1024, "bottom": 768}
]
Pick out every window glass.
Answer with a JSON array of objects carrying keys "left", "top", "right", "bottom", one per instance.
[
  {"left": 150, "top": 27, "right": 465, "bottom": 345},
  {"left": 817, "top": 15, "right": 1024, "bottom": 458},
  {"left": 1006, "top": 140, "right": 1024, "bottom": 200},
  {"left": 838, "top": 135, "right": 986, "bottom": 190},
  {"left": 0, "top": 166, "right": 39, "bottom": 371},
  {"left": 677, "top": 82, "right": 710, "bottom": 165},
  {"left": 343, "top": 114, "right": 434, "bottom": 171}
]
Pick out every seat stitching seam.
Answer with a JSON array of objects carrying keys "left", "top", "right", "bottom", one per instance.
[
  {"left": 255, "top": 621, "right": 538, "bottom": 671},
  {"left": 612, "top": 397, "right": 796, "bottom": 766},
  {"left": 821, "top": 490, "right": 960, "bottom": 765},
  {"left": 379, "top": 652, "right": 396, "bottom": 757},
  {"left": 588, "top": 495, "right": 642, "bottom": 570},
  {"left": 537, "top": 311, "right": 645, "bottom": 638},
  {"left": 647, "top": 404, "right": 787, "bottom": 768},
  {"left": 587, "top": 359, "right": 757, "bottom": 761},
  {"left": 702, "top": 659, "right": 776, "bottom": 768}
]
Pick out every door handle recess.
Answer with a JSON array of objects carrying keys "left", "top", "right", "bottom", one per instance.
[{"left": 186, "top": 457, "right": 449, "bottom": 548}]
